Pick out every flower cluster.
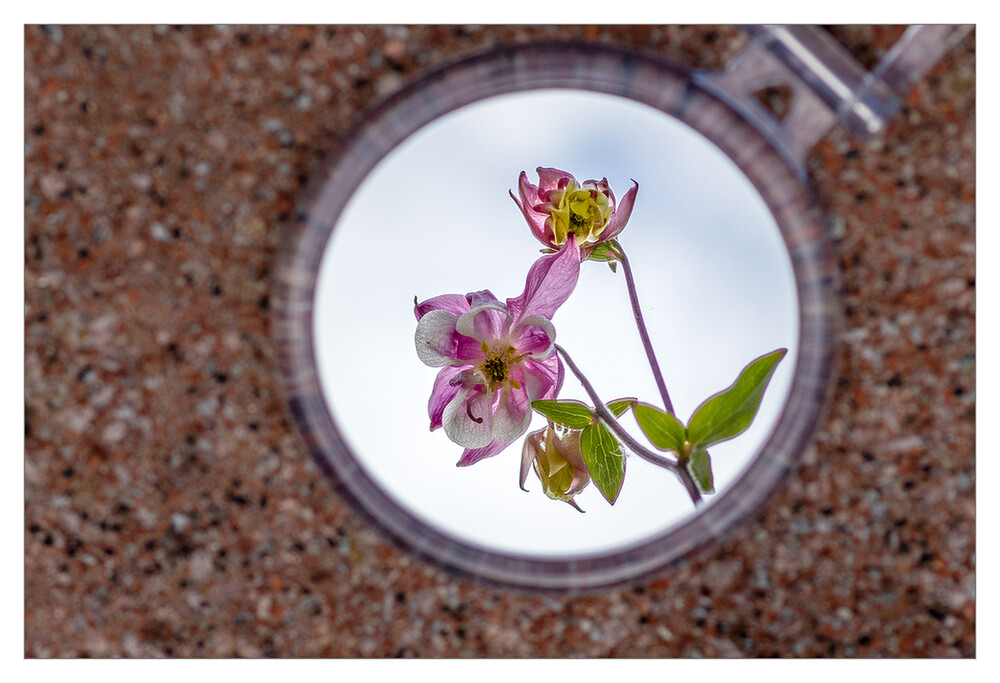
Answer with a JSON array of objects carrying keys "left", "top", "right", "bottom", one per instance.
[
  {"left": 414, "top": 167, "right": 783, "bottom": 513},
  {"left": 414, "top": 167, "right": 643, "bottom": 507},
  {"left": 414, "top": 238, "right": 581, "bottom": 466},
  {"left": 414, "top": 168, "right": 787, "bottom": 512}
]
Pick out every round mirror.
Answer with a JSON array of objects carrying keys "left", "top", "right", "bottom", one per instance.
[{"left": 273, "top": 43, "right": 836, "bottom": 589}]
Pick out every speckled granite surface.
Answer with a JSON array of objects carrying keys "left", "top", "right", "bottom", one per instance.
[{"left": 24, "top": 25, "right": 974, "bottom": 657}]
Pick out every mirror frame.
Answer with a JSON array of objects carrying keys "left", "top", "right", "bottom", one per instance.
[{"left": 271, "top": 41, "right": 839, "bottom": 590}]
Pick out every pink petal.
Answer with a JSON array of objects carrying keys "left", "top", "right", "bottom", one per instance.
[
  {"left": 506, "top": 239, "right": 581, "bottom": 323},
  {"left": 427, "top": 365, "right": 466, "bottom": 431},
  {"left": 511, "top": 314, "right": 555, "bottom": 358},
  {"left": 517, "top": 170, "right": 539, "bottom": 203},
  {"left": 519, "top": 428, "right": 547, "bottom": 490},
  {"left": 414, "top": 293, "right": 471, "bottom": 321},
  {"left": 601, "top": 179, "right": 638, "bottom": 241},
  {"left": 521, "top": 354, "right": 564, "bottom": 401},
  {"left": 511, "top": 189, "right": 550, "bottom": 246},
  {"left": 536, "top": 167, "right": 574, "bottom": 193},
  {"left": 456, "top": 290, "right": 511, "bottom": 344},
  {"left": 456, "top": 438, "right": 511, "bottom": 467}
]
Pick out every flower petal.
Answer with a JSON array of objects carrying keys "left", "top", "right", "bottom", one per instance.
[
  {"left": 601, "top": 179, "right": 638, "bottom": 241},
  {"left": 519, "top": 428, "right": 547, "bottom": 490},
  {"left": 518, "top": 170, "right": 538, "bottom": 199},
  {"left": 491, "top": 383, "right": 532, "bottom": 442},
  {"left": 456, "top": 438, "right": 511, "bottom": 467},
  {"left": 427, "top": 365, "right": 467, "bottom": 431},
  {"left": 550, "top": 428, "right": 586, "bottom": 472},
  {"left": 536, "top": 167, "right": 574, "bottom": 193},
  {"left": 506, "top": 238, "right": 581, "bottom": 323},
  {"left": 415, "top": 310, "right": 463, "bottom": 367},
  {"left": 442, "top": 388, "right": 493, "bottom": 449},
  {"left": 511, "top": 314, "right": 556, "bottom": 358},
  {"left": 456, "top": 290, "right": 511, "bottom": 344},
  {"left": 511, "top": 188, "right": 551, "bottom": 246},
  {"left": 414, "top": 293, "right": 471, "bottom": 321},
  {"left": 520, "top": 354, "right": 564, "bottom": 401}
]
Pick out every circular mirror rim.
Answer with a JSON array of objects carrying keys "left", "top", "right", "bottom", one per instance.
[{"left": 271, "top": 41, "right": 839, "bottom": 591}]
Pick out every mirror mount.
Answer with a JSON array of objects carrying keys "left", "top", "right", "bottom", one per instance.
[{"left": 699, "top": 25, "right": 972, "bottom": 171}]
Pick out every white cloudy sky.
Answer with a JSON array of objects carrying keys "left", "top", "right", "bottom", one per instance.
[{"left": 314, "top": 90, "right": 798, "bottom": 556}]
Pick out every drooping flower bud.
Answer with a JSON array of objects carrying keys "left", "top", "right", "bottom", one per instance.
[{"left": 519, "top": 426, "right": 591, "bottom": 511}]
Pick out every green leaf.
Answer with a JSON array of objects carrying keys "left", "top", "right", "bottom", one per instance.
[
  {"left": 687, "top": 348, "right": 787, "bottom": 448},
  {"left": 633, "top": 402, "right": 687, "bottom": 453},
  {"left": 531, "top": 399, "right": 594, "bottom": 429},
  {"left": 606, "top": 397, "right": 637, "bottom": 418},
  {"left": 687, "top": 448, "right": 714, "bottom": 494},
  {"left": 580, "top": 422, "right": 626, "bottom": 505}
]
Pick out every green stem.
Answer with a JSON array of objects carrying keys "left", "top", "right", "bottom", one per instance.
[
  {"left": 609, "top": 240, "right": 675, "bottom": 416},
  {"left": 555, "top": 344, "right": 702, "bottom": 506}
]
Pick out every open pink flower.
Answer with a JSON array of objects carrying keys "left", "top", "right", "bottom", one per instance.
[
  {"left": 510, "top": 167, "right": 638, "bottom": 256},
  {"left": 414, "top": 240, "right": 581, "bottom": 466}
]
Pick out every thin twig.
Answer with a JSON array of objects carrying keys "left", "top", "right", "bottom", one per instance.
[
  {"left": 610, "top": 241, "right": 675, "bottom": 416},
  {"left": 555, "top": 344, "right": 702, "bottom": 506}
]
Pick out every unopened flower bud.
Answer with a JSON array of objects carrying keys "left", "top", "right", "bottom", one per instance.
[{"left": 519, "top": 426, "right": 590, "bottom": 511}]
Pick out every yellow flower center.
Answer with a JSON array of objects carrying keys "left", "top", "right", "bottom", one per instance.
[
  {"left": 478, "top": 344, "right": 521, "bottom": 389},
  {"left": 546, "top": 180, "right": 613, "bottom": 247}
]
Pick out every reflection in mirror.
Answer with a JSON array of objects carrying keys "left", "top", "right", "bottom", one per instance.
[{"left": 314, "top": 90, "right": 798, "bottom": 556}]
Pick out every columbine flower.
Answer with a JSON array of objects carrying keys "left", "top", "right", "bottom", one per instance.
[
  {"left": 414, "top": 240, "right": 581, "bottom": 466},
  {"left": 510, "top": 167, "right": 638, "bottom": 255},
  {"left": 519, "top": 426, "right": 590, "bottom": 512}
]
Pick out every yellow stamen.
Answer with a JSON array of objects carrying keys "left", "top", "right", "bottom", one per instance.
[
  {"left": 478, "top": 345, "right": 518, "bottom": 390},
  {"left": 545, "top": 180, "right": 614, "bottom": 246}
]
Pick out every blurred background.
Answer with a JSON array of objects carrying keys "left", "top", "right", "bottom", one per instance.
[{"left": 25, "top": 25, "right": 974, "bottom": 657}]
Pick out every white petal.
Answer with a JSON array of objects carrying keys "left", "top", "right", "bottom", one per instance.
[
  {"left": 442, "top": 388, "right": 493, "bottom": 449},
  {"left": 415, "top": 310, "right": 460, "bottom": 367},
  {"left": 491, "top": 388, "right": 532, "bottom": 442}
]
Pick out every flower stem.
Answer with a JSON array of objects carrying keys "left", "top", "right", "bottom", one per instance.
[
  {"left": 609, "top": 240, "right": 675, "bottom": 416},
  {"left": 555, "top": 344, "right": 702, "bottom": 506}
]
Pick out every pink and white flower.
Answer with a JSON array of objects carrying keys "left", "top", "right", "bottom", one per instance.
[
  {"left": 414, "top": 240, "right": 581, "bottom": 466},
  {"left": 510, "top": 167, "right": 638, "bottom": 255}
]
